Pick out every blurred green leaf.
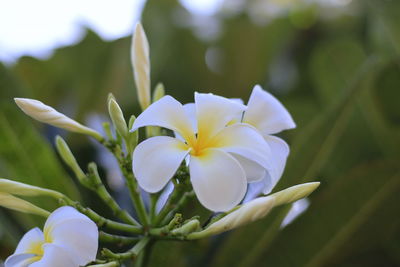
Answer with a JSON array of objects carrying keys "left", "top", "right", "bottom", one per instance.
[
  {"left": 0, "top": 104, "right": 80, "bottom": 227},
  {"left": 208, "top": 57, "right": 385, "bottom": 267},
  {"left": 254, "top": 160, "right": 400, "bottom": 267}
]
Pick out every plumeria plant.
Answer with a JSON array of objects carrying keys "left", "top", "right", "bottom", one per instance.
[{"left": 1, "top": 23, "right": 319, "bottom": 267}]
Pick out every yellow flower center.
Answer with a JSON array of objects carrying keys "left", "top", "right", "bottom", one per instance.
[
  {"left": 26, "top": 241, "right": 44, "bottom": 261},
  {"left": 187, "top": 133, "right": 219, "bottom": 157},
  {"left": 25, "top": 228, "right": 53, "bottom": 262}
]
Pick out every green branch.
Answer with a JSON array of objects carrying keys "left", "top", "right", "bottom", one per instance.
[
  {"left": 118, "top": 157, "right": 149, "bottom": 227},
  {"left": 56, "top": 136, "right": 138, "bottom": 226},
  {"left": 87, "top": 162, "right": 139, "bottom": 226},
  {"left": 60, "top": 198, "right": 143, "bottom": 234},
  {"left": 159, "top": 191, "right": 195, "bottom": 226},
  {"left": 102, "top": 140, "right": 149, "bottom": 227},
  {"left": 99, "top": 231, "right": 138, "bottom": 246},
  {"left": 101, "top": 237, "right": 150, "bottom": 261}
]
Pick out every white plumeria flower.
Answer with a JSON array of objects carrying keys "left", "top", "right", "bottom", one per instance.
[
  {"left": 241, "top": 85, "right": 296, "bottom": 194},
  {"left": 5, "top": 206, "right": 98, "bottom": 267},
  {"left": 173, "top": 86, "right": 295, "bottom": 196},
  {"left": 131, "top": 92, "right": 271, "bottom": 212}
]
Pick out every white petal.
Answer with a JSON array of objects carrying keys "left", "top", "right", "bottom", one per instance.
[
  {"left": 14, "top": 228, "right": 44, "bottom": 254},
  {"left": 195, "top": 93, "right": 246, "bottom": 141},
  {"left": 230, "top": 98, "right": 244, "bottom": 105},
  {"left": 183, "top": 103, "right": 197, "bottom": 133},
  {"left": 243, "top": 85, "right": 296, "bottom": 135},
  {"left": 189, "top": 149, "right": 247, "bottom": 212},
  {"left": 174, "top": 103, "right": 197, "bottom": 141},
  {"left": 44, "top": 206, "right": 98, "bottom": 266},
  {"left": 261, "top": 135, "right": 289, "bottom": 194},
  {"left": 211, "top": 123, "right": 271, "bottom": 170},
  {"left": 132, "top": 136, "right": 189, "bottom": 193},
  {"left": 44, "top": 206, "right": 90, "bottom": 231},
  {"left": 155, "top": 181, "right": 174, "bottom": 213},
  {"left": 5, "top": 254, "right": 37, "bottom": 267},
  {"left": 281, "top": 198, "right": 310, "bottom": 228},
  {"left": 243, "top": 181, "right": 264, "bottom": 203},
  {"left": 233, "top": 155, "right": 266, "bottom": 182},
  {"left": 30, "top": 244, "right": 76, "bottom": 267},
  {"left": 131, "top": 96, "right": 195, "bottom": 142}
]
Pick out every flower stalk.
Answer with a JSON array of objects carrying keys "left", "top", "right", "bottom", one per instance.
[
  {"left": 99, "top": 231, "right": 139, "bottom": 246},
  {"left": 87, "top": 162, "right": 139, "bottom": 226},
  {"left": 101, "top": 237, "right": 150, "bottom": 261}
]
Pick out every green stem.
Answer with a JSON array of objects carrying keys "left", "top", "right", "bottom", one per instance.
[
  {"left": 99, "top": 231, "right": 139, "bottom": 246},
  {"left": 87, "top": 261, "right": 119, "bottom": 267},
  {"left": 102, "top": 140, "right": 149, "bottom": 227},
  {"left": 61, "top": 198, "right": 143, "bottom": 234},
  {"left": 119, "top": 158, "right": 149, "bottom": 227},
  {"left": 149, "top": 213, "right": 182, "bottom": 236},
  {"left": 102, "top": 237, "right": 150, "bottom": 261},
  {"left": 149, "top": 192, "right": 160, "bottom": 223},
  {"left": 87, "top": 163, "right": 139, "bottom": 225},
  {"left": 153, "top": 185, "right": 182, "bottom": 226},
  {"left": 102, "top": 122, "right": 114, "bottom": 141},
  {"left": 134, "top": 249, "right": 146, "bottom": 267},
  {"left": 159, "top": 191, "right": 195, "bottom": 226}
]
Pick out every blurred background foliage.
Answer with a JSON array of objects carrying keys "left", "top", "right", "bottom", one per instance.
[{"left": 0, "top": 0, "right": 399, "bottom": 266}]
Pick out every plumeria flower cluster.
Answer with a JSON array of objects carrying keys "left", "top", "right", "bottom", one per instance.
[
  {"left": 131, "top": 85, "right": 296, "bottom": 212},
  {"left": 0, "top": 22, "right": 319, "bottom": 267}
]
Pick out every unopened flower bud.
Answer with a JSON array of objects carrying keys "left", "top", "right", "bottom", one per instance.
[
  {"left": 187, "top": 196, "right": 275, "bottom": 239},
  {"left": 0, "top": 192, "right": 50, "bottom": 217},
  {"left": 55, "top": 136, "right": 87, "bottom": 183},
  {"left": 87, "top": 262, "right": 118, "bottom": 267},
  {"left": 153, "top": 83, "right": 165, "bottom": 103},
  {"left": 131, "top": 22, "right": 151, "bottom": 111},
  {"left": 14, "top": 98, "right": 103, "bottom": 140},
  {"left": 127, "top": 115, "right": 139, "bottom": 154},
  {"left": 270, "top": 182, "right": 320, "bottom": 206},
  {"left": 0, "top": 179, "right": 63, "bottom": 199},
  {"left": 171, "top": 219, "right": 201, "bottom": 236},
  {"left": 188, "top": 182, "right": 320, "bottom": 239},
  {"left": 108, "top": 98, "right": 128, "bottom": 138}
]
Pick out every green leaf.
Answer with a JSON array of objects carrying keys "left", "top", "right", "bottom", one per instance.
[
  {"left": 209, "top": 57, "right": 385, "bottom": 267},
  {"left": 253, "top": 160, "right": 400, "bottom": 267},
  {"left": 0, "top": 104, "right": 80, "bottom": 224}
]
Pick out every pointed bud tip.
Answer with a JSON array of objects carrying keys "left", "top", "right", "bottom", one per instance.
[
  {"left": 108, "top": 97, "right": 117, "bottom": 108},
  {"left": 14, "top": 97, "right": 32, "bottom": 109},
  {"left": 107, "top": 93, "right": 116, "bottom": 104},
  {"left": 303, "top": 181, "right": 320, "bottom": 191},
  {"left": 271, "top": 181, "right": 320, "bottom": 207},
  {"left": 135, "top": 21, "right": 143, "bottom": 31}
]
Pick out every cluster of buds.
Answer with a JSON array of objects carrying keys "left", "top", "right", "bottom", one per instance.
[{"left": 1, "top": 23, "right": 319, "bottom": 267}]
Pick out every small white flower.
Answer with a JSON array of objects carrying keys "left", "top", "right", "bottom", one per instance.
[
  {"left": 241, "top": 85, "right": 296, "bottom": 194},
  {"left": 131, "top": 92, "right": 271, "bottom": 212},
  {"left": 5, "top": 206, "right": 98, "bottom": 267}
]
